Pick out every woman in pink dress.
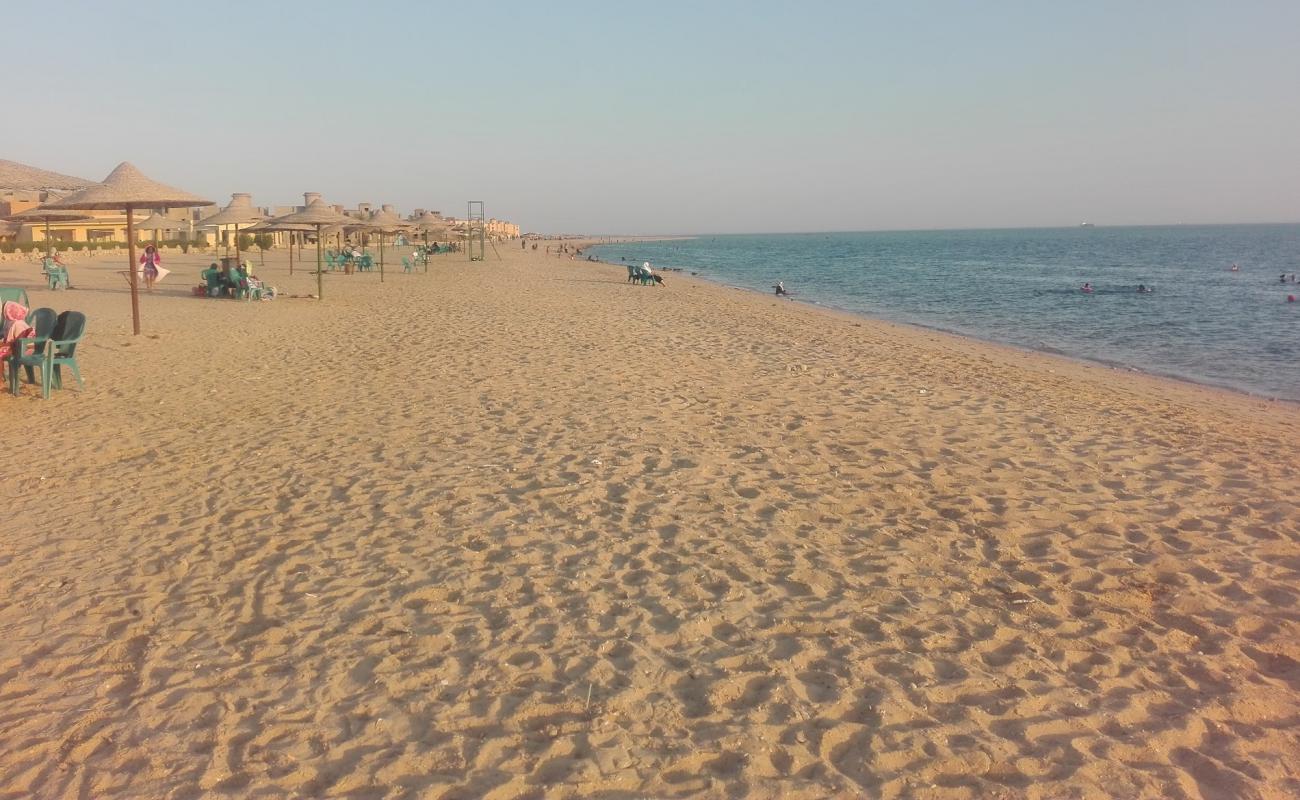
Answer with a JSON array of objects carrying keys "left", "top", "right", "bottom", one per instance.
[{"left": 140, "top": 244, "right": 162, "bottom": 292}]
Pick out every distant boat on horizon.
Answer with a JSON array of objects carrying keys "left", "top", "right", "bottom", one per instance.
[{"left": 1079, "top": 222, "right": 1096, "bottom": 228}]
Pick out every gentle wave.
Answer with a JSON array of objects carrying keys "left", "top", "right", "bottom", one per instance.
[{"left": 591, "top": 226, "right": 1300, "bottom": 401}]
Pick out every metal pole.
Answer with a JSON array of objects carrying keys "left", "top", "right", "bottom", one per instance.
[{"left": 126, "top": 204, "right": 141, "bottom": 335}]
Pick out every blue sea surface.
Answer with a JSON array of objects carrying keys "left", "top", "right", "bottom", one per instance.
[{"left": 590, "top": 226, "right": 1300, "bottom": 401}]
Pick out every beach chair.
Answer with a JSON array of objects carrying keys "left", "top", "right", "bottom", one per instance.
[
  {"left": 0, "top": 287, "right": 30, "bottom": 308},
  {"left": 34, "top": 311, "right": 84, "bottom": 398},
  {"left": 6, "top": 307, "right": 56, "bottom": 392},
  {"left": 9, "top": 309, "right": 81, "bottom": 398},
  {"left": 325, "top": 252, "right": 338, "bottom": 271},
  {"left": 41, "top": 258, "right": 70, "bottom": 290},
  {"left": 402, "top": 256, "right": 414, "bottom": 273},
  {"left": 626, "top": 264, "right": 637, "bottom": 283},
  {"left": 44, "top": 265, "right": 70, "bottom": 290}
]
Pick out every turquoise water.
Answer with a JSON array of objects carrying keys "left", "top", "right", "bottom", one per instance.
[{"left": 590, "top": 226, "right": 1300, "bottom": 401}]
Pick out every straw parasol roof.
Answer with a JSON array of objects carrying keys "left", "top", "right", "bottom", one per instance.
[
  {"left": 365, "top": 208, "right": 408, "bottom": 232},
  {"left": 197, "top": 192, "right": 264, "bottom": 227},
  {"left": 45, "top": 162, "right": 213, "bottom": 336},
  {"left": 45, "top": 162, "right": 212, "bottom": 211},
  {"left": 412, "top": 212, "right": 453, "bottom": 240},
  {"left": 273, "top": 199, "right": 354, "bottom": 227},
  {"left": 242, "top": 218, "right": 313, "bottom": 233},
  {"left": 242, "top": 218, "right": 314, "bottom": 276},
  {"left": 0, "top": 159, "right": 96, "bottom": 194},
  {"left": 5, "top": 205, "right": 94, "bottom": 258},
  {"left": 134, "top": 211, "right": 186, "bottom": 231},
  {"left": 5, "top": 206, "right": 93, "bottom": 224},
  {"left": 267, "top": 199, "right": 356, "bottom": 299},
  {"left": 354, "top": 209, "right": 409, "bottom": 282}
]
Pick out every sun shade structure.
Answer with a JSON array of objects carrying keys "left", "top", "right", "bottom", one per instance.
[
  {"left": 133, "top": 211, "right": 187, "bottom": 250},
  {"left": 357, "top": 207, "right": 408, "bottom": 282},
  {"left": 413, "top": 212, "right": 453, "bottom": 272},
  {"left": 0, "top": 159, "right": 96, "bottom": 194},
  {"left": 4, "top": 206, "right": 93, "bottom": 258},
  {"left": 46, "top": 162, "right": 213, "bottom": 335},
  {"left": 243, "top": 218, "right": 314, "bottom": 275},
  {"left": 198, "top": 193, "right": 264, "bottom": 265},
  {"left": 265, "top": 199, "right": 355, "bottom": 300}
]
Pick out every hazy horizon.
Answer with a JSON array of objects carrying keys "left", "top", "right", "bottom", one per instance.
[{"left": 4, "top": 1, "right": 1298, "bottom": 235}]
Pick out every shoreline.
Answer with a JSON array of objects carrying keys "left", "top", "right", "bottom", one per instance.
[{"left": 584, "top": 245, "right": 1300, "bottom": 408}]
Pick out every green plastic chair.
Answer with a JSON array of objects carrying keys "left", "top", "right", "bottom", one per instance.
[
  {"left": 6, "top": 307, "right": 56, "bottom": 392},
  {"left": 30, "top": 311, "right": 85, "bottom": 398},
  {"left": 401, "top": 256, "right": 414, "bottom": 273},
  {"left": 359, "top": 254, "right": 374, "bottom": 271},
  {"left": 325, "top": 252, "right": 338, "bottom": 271},
  {"left": 44, "top": 265, "right": 70, "bottom": 289},
  {"left": 0, "top": 287, "right": 30, "bottom": 308}
]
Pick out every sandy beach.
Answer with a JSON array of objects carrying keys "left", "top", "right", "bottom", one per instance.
[{"left": 1, "top": 244, "right": 1297, "bottom": 799}]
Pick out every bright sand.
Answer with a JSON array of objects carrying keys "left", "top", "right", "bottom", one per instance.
[{"left": 1, "top": 244, "right": 1297, "bottom": 799}]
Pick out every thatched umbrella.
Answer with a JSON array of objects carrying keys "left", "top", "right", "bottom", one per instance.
[
  {"left": 243, "top": 218, "right": 313, "bottom": 275},
  {"left": 265, "top": 199, "right": 354, "bottom": 300},
  {"left": 46, "top": 162, "right": 213, "bottom": 335},
  {"left": 357, "top": 208, "right": 408, "bottom": 283},
  {"left": 4, "top": 206, "right": 92, "bottom": 258},
  {"left": 198, "top": 193, "right": 263, "bottom": 265},
  {"left": 134, "top": 211, "right": 186, "bottom": 250},
  {"left": 413, "top": 212, "right": 453, "bottom": 273}
]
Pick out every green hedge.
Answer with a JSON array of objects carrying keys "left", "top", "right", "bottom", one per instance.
[{"left": 0, "top": 239, "right": 212, "bottom": 253}]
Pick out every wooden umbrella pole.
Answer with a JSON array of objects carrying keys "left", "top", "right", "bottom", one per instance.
[
  {"left": 380, "top": 232, "right": 385, "bottom": 283},
  {"left": 289, "top": 231, "right": 294, "bottom": 275},
  {"left": 316, "top": 224, "right": 323, "bottom": 300},
  {"left": 126, "top": 204, "right": 141, "bottom": 335},
  {"left": 234, "top": 223, "right": 241, "bottom": 266}
]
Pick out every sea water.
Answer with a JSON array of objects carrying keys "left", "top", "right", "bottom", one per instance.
[{"left": 590, "top": 225, "right": 1300, "bottom": 401}]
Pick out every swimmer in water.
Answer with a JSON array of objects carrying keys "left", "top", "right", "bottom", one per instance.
[
  {"left": 1081, "top": 282, "right": 1094, "bottom": 293},
  {"left": 773, "top": 281, "right": 788, "bottom": 296},
  {"left": 1230, "top": 263, "right": 1240, "bottom": 272},
  {"left": 1137, "top": 284, "right": 1153, "bottom": 293}
]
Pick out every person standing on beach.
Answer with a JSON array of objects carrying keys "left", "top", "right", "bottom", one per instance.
[{"left": 140, "top": 244, "right": 162, "bottom": 293}]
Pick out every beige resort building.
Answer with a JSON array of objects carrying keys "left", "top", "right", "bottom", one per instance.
[{"left": 2, "top": 159, "right": 521, "bottom": 247}]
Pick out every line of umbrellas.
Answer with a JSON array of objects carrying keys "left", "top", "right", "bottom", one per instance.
[{"left": 10, "top": 161, "right": 459, "bottom": 335}]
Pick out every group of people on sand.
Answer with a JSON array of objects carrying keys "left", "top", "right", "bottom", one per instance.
[{"left": 199, "top": 261, "right": 264, "bottom": 298}]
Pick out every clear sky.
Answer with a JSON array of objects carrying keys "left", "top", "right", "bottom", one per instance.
[{"left": 4, "top": 1, "right": 1298, "bottom": 234}]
